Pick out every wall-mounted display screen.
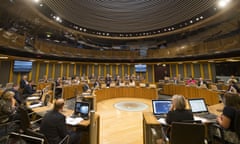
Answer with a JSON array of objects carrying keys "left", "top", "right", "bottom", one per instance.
[
  {"left": 135, "top": 64, "right": 147, "bottom": 72},
  {"left": 13, "top": 60, "right": 32, "bottom": 72}
]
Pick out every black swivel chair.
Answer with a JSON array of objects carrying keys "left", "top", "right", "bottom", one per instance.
[
  {"left": 8, "top": 130, "right": 69, "bottom": 144},
  {"left": 162, "top": 122, "right": 206, "bottom": 144},
  {"left": 18, "top": 106, "right": 42, "bottom": 132}
]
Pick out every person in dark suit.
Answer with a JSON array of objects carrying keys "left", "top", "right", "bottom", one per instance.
[
  {"left": 40, "top": 99, "right": 81, "bottom": 144},
  {"left": 227, "top": 80, "right": 240, "bottom": 94},
  {"left": 166, "top": 95, "right": 193, "bottom": 124},
  {"left": 22, "top": 80, "right": 36, "bottom": 98},
  {"left": 55, "top": 77, "right": 63, "bottom": 99},
  {"left": 173, "top": 76, "right": 179, "bottom": 84},
  {"left": 105, "top": 73, "right": 112, "bottom": 87},
  {"left": 82, "top": 81, "right": 90, "bottom": 92},
  {"left": 19, "top": 75, "right": 28, "bottom": 89},
  {"left": 197, "top": 77, "right": 208, "bottom": 88},
  {"left": 93, "top": 79, "right": 100, "bottom": 89}
]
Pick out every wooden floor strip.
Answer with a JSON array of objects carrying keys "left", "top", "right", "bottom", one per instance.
[{"left": 97, "top": 98, "right": 153, "bottom": 144}]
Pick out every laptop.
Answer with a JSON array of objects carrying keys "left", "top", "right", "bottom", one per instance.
[
  {"left": 188, "top": 98, "right": 217, "bottom": 119},
  {"left": 73, "top": 101, "right": 90, "bottom": 120},
  {"left": 28, "top": 93, "right": 50, "bottom": 109},
  {"left": 152, "top": 100, "right": 172, "bottom": 119}
]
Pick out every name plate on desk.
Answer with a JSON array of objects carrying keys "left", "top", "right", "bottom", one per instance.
[{"left": 66, "top": 117, "right": 83, "bottom": 125}]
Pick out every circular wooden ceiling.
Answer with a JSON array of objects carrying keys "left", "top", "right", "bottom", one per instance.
[{"left": 43, "top": 0, "right": 216, "bottom": 33}]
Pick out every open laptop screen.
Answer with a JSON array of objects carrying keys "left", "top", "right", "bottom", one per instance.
[
  {"left": 74, "top": 102, "right": 90, "bottom": 116},
  {"left": 188, "top": 98, "right": 208, "bottom": 113},
  {"left": 152, "top": 100, "right": 172, "bottom": 115}
]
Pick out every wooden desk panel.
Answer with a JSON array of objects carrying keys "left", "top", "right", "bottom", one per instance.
[
  {"left": 161, "top": 84, "right": 221, "bottom": 105},
  {"left": 95, "top": 87, "right": 158, "bottom": 103},
  {"left": 31, "top": 105, "right": 100, "bottom": 144},
  {"left": 143, "top": 103, "right": 224, "bottom": 144}
]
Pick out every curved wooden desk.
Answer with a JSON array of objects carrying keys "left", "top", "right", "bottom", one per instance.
[
  {"left": 30, "top": 104, "right": 100, "bottom": 144},
  {"left": 94, "top": 87, "right": 158, "bottom": 103},
  {"left": 143, "top": 103, "right": 224, "bottom": 144},
  {"left": 160, "top": 84, "right": 221, "bottom": 105}
]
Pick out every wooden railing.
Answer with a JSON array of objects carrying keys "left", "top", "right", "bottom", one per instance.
[{"left": 1, "top": 30, "right": 240, "bottom": 60}]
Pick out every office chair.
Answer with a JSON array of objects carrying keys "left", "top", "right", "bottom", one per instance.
[
  {"left": 0, "top": 115, "right": 11, "bottom": 143},
  {"left": 8, "top": 128, "right": 70, "bottom": 144},
  {"left": 162, "top": 122, "right": 206, "bottom": 144},
  {"left": 18, "top": 106, "right": 42, "bottom": 132},
  {"left": 212, "top": 110, "right": 240, "bottom": 144}
]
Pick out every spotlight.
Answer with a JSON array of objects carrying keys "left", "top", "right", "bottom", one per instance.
[{"left": 218, "top": 0, "right": 231, "bottom": 8}]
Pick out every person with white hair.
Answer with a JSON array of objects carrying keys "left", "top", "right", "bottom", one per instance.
[{"left": 166, "top": 95, "right": 193, "bottom": 124}]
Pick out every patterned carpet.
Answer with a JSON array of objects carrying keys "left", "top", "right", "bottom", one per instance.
[{"left": 114, "top": 101, "right": 148, "bottom": 112}]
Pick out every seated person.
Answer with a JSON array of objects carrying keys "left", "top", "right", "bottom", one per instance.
[
  {"left": 19, "top": 75, "right": 28, "bottom": 89},
  {"left": 0, "top": 91, "right": 17, "bottom": 122},
  {"left": 186, "top": 76, "right": 197, "bottom": 85},
  {"left": 166, "top": 95, "right": 194, "bottom": 124},
  {"left": 43, "top": 75, "right": 48, "bottom": 83},
  {"left": 197, "top": 77, "right": 208, "bottom": 88},
  {"left": 173, "top": 76, "right": 179, "bottom": 84},
  {"left": 82, "top": 81, "right": 91, "bottom": 93},
  {"left": 227, "top": 75, "right": 238, "bottom": 84},
  {"left": 105, "top": 74, "right": 112, "bottom": 87},
  {"left": 22, "top": 80, "right": 36, "bottom": 98},
  {"left": 55, "top": 77, "right": 63, "bottom": 99},
  {"left": 2, "top": 84, "right": 22, "bottom": 105},
  {"left": 93, "top": 79, "right": 100, "bottom": 89},
  {"left": 40, "top": 99, "right": 81, "bottom": 144},
  {"left": 156, "top": 95, "right": 193, "bottom": 144},
  {"left": 227, "top": 80, "right": 240, "bottom": 94},
  {"left": 128, "top": 79, "right": 135, "bottom": 87},
  {"left": 119, "top": 80, "right": 125, "bottom": 87},
  {"left": 211, "top": 92, "right": 240, "bottom": 144}
]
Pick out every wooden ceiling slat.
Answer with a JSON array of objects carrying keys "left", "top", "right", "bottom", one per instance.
[{"left": 44, "top": 0, "right": 216, "bottom": 33}]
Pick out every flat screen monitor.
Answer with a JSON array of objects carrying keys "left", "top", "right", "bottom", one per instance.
[
  {"left": 135, "top": 64, "right": 147, "bottom": 72},
  {"left": 13, "top": 60, "right": 32, "bottom": 72},
  {"left": 74, "top": 101, "right": 90, "bottom": 116}
]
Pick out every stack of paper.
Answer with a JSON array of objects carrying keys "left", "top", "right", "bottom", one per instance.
[{"left": 66, "top": 117, "right": 83, "bottom": 125}]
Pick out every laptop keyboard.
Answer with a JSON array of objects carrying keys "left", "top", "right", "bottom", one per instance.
[
  {"left": 155, "top": 115, "right": 167, "bottom": 120},
  {"left": 198, "top": 113, "right": 217, "bottom": 119}
]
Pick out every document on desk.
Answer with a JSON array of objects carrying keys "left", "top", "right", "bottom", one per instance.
[
  {"left": 66, "top": 117, "right": 83, "bottom": 125},
  {"left": 158, "top": 118, "right": 167, "bottom": 125},
  {"left": 27, "top": 96, "right": 40, "bottom": 100}
]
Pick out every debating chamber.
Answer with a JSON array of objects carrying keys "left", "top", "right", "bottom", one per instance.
[{"left": 0, "top": 0, "right": 240, "bottom": 144}]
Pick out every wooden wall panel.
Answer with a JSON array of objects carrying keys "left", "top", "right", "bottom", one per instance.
[{"left": 0, "top": 59, "right": 219, "bottom": 85}]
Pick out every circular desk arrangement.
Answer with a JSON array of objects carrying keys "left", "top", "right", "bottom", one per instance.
[{"left": 114, "top": 101, "right": 149, "bottom": 112}]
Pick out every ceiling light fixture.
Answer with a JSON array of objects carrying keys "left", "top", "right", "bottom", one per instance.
[{"left": 218, "top": 0, "right": 231, "bottom": 8}]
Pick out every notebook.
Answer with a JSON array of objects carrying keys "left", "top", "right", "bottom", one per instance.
[
  {"left": 73, "top": 101, "right": 90, "bottom": 120},
  {"left": 152, "top": 100, "right": 172, "bottom": 119},
  {"left": 188, "top": 98, "right": 217, "bottom": 120}
]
